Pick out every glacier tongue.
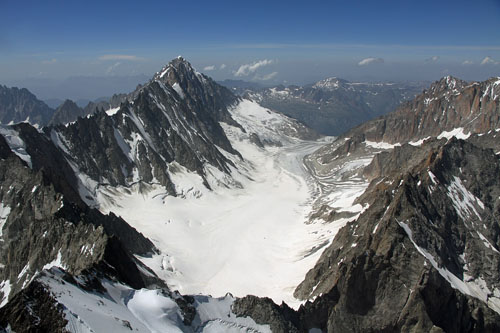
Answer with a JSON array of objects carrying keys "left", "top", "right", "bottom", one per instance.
[{"left": 95, "top": 100, "right": 352, "bottom": 308}]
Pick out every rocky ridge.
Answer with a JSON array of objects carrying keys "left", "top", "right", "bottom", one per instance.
[
  {"left": 340, "top": 76, "right": 500, "bottom": 144},
  {"left": 49, "top": 99, "right": 87, "bottom": 126},
  {"left": 0, "top": 85, "right": 54, "bottom": 126}
]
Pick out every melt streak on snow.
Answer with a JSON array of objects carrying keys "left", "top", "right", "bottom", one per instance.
[{"left": 97, "top": 100, "right": 360, "bottom": 308}]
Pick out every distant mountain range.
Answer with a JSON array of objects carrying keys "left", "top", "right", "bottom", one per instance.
[
  {"left": 44, "top": 97, "right": 110, "bottom": 109},
  {"left": 6, "top": 75, "right": 150, "bottom": 102},
  {"left": 3, "top": 76, "right": 426, "bottom": 138},
  {"left": 221, "top": 78, "right": 428, "bottom": 136},
  {"left": 0, "top": 85, "right": 133, "bottom": 127}
]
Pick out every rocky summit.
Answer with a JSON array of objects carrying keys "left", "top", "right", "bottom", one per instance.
[{"left": 0, "top": 57, "right": 499, "bottom": 332}]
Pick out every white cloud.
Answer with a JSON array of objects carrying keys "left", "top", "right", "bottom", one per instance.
[
  {"left": 220, "top": 64, "right": 227, "bottom": 69},
  {"left": 99, "top": 54, "right": 143, "bottom": 61},
  {"left": 105, "top": 62, "right": 121, "bottom": 74},
  {"left": 254, "top": 72, "right": 278, "bottom": 81},
  {"left": 203, "top": 65, "right": 216, "bottom": 71},
  {"left": 425, "top": 56, "right": 440, "bottom": 63},
  {"left": 358, "top": 57, "right": 384, "bottom": 66},
  {"left": 41, "top": 58, "right": 57, "bottom": 64},
  {"left": 462, "top": 60, "right": 474, "bottom": 65},
  {"left": 480, "top": 56, "right": 499, "bottom": 65},
  {"left": 235, "top": 59, "right": 274, "bottom": 76}
]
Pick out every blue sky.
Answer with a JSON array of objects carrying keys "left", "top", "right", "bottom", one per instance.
[{"left": 1, "top": 0, "right": 499, "bottom": 98}]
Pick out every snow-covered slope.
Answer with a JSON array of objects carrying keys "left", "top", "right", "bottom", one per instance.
[
  {"left": 39, "top": 268, "right": 271, "bottom": 333},
  {"left": 95, "top": 99, "right": 345, "bottom": 307}
]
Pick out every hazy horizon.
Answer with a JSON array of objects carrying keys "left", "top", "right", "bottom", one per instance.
[{"left": 1, "top": 0, "right": 499, "bottom": 100}]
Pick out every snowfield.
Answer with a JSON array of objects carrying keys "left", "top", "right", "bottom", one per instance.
[
  {"left": 41, "top": 268, "right": 271, "bottom": 333},
  {"left": 96, "top": 100, "right": 365, "bottom": 308}
]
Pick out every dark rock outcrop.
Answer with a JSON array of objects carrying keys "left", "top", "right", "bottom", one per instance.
[
  {"left": 296, "top": 139, "right": 500, "bottom": 331},
  {"left": 0, "top": 280, "right": 68, "bottom": 333},
  {"left": 233, "top": 296, "right": 301, "bottom": 333},
  {"left": 0, "top": 126, "right": 158, "bottom": 306},
  {"left": 0, "top": 85, "right": 54, "bottom": 126},
  {"left": 49, "top": 99, "right": 86, "bottom": 125}
]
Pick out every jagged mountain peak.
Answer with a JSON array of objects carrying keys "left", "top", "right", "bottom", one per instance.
[
  {"left": 57, "top": 99, "right": 79, "bottom": 109},
  {"left": 145, "top": 57, "right": 240, "bottom": 126},
  {"left": 45, "top": 56, "right": 242, "bottom": 198},
  {"left": 152, "top": 56, "right": 205, "bottom": 89},
  {"left": 0, "top": 85, "right": 31, "bottom": 96},
  {"left": 48, "top": 99, "right": 86, "bottom": 126},
  {"left": 147, "top": 57, "right": 240, "bottom": 120},
  {"left": 0, "top": 85, "right": 54, "bottom": 126},
  {"left": 426, "top": 75, "right": 468, "bottom": 95}
]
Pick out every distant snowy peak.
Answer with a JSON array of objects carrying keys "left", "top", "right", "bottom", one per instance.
[
  {"left": 311, "top": 77, "right": 401, "bottom": 92},
  {"left": 312, "top": 77, "right": 349, "bottom": 91}
]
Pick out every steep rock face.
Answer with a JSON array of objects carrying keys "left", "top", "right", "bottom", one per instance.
[
  {"left": 0, "top": 85, "right": 54, "bottom": 126},
  {"left": 342, "top": 76, "right": 500, "bottom": 144},
  {"left": 49, "top": 57, "right": 242, "bottom": 194},
  {"left": 12, "top": 123, "right": 82, "bottom": 205},
  {"left": 154, "top": 57, "right": 241, "bottom": 127},
  {"left": 291, "top": 139, "right": 500, "bottom": 331},
  {"left": 5, "top": 123, "right": 154, "bottom": 256},
  {"left": 240, "top": 79, "right": 424, "bottom": 135},
  {"left": 0, "top": 280, "right": 68, "bottom": 332},
  {"left": 232, "top": 295, "right": 301, "bottom": 333},
  {"left": 0, "top": 130, "right": 158, "bottom": 306}
]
